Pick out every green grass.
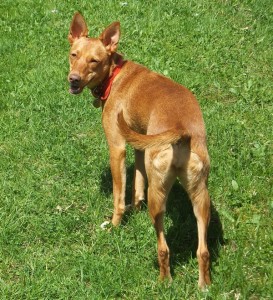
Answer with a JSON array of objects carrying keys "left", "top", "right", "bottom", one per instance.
[{"left": 0, "top": 0, "right": 272, "bottom": 299}]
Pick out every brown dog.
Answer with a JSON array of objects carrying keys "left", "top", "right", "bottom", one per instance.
[{"left": 68, "top": 12, "right": 211, "bottom": 288}]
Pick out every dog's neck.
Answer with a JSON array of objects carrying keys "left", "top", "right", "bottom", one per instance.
[{"left": 91, "top": 53, "right": 125, "bottom": 101}]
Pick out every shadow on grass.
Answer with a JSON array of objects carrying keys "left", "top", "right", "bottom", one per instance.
[
  {"left": 165, "top": 182, "right": 225, "bottom": 277},
  {"left": 100, "top": 164, "right": 225, "bottom": 275}
]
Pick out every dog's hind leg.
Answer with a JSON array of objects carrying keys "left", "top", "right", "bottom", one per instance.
[
  {"left": 132, "top": 150, "right": 146, "bottom": 210},
  {"left": 179, "top": 151, "right": 211, "bottom": 288},
  {"left": 146, "top": 147, "right": 176, "bottom": 280},
  {"left": 193, "top": 185, "right": 211, "bottom": 289}
]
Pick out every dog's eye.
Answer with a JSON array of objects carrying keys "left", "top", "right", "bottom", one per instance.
[{"left": 71, "top": 53, "right": 77, "bottom": 58}]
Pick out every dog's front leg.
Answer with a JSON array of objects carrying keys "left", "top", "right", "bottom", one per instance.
[
  {"left": 132, "top": 149, "right": 146, "bottom": 210},
  {"left": 102, "top": 107, "right": 127, "bottom": 226},
  {"left": 109, "top": 145, "right": 126, "bottom": 226}
]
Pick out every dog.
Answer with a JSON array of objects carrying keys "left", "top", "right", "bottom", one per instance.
[{"left": 68, "top": 12, "right": 211, "bottom": 288}]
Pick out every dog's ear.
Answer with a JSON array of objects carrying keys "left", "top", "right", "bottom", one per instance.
[
  {"left": 99, "top": 22, "right": 120, "bottom": 53},
  {"left": 68, "top": 12, "right": 88, "bottom": 44}
]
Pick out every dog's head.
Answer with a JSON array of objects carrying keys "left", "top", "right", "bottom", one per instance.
[{"left": 68, "top": 12, "right": 120, "bottom": 95}]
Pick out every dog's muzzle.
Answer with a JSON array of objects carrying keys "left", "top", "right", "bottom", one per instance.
[{"left": 69, "top": 74, "right": 83, "bottom": 94}]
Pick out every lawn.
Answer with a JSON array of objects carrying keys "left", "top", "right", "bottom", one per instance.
[{"left": 0, "top": 0, "right": 272, "bottom": 299}]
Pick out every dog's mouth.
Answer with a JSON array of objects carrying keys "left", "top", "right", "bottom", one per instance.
[
  {"left": 68, "top": 73, "right": 96, "bottom": 95},
  {"left": 69, "top": 84, "right": 83, "bottom": 95}
]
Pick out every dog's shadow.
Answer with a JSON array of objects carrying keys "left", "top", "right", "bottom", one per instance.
[
  {"left": 100, "top": 164, "right": 224, "bottom": 275},
  {"left": 165, "top": 184, "right": 225, "bottom": 273}
]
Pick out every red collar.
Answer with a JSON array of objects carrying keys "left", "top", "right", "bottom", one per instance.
[{"left": 91, "top": 60, "right": 125, "bottom": 100}]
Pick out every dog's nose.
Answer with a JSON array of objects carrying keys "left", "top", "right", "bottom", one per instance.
[{"left": 69, "top": 74, "right": 81, "bottom": 84}]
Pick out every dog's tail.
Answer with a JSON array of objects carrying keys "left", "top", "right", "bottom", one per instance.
[{"left": 117, "top": 111, "right": 191, "bottom": 150}]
